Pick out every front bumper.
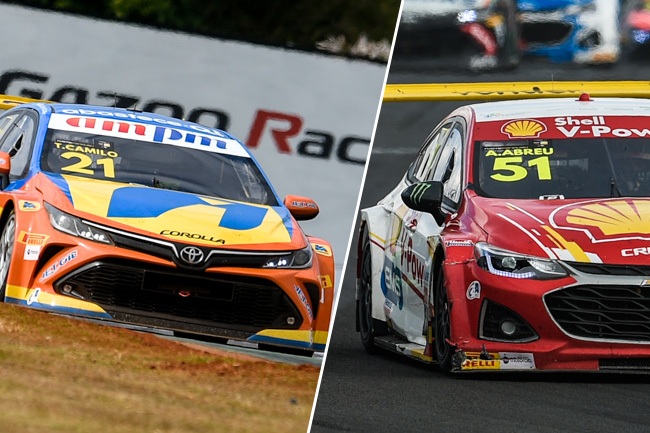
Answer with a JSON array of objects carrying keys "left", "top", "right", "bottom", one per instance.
[
  {"left": 446, "top": 259, "right": 650, "bottom": 372},
  {"left": 5, "top": 225, "right": 330, "bottom": 352}
]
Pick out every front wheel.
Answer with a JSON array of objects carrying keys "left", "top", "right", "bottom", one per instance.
[
  {"left": 358, "top": 227, "right": 387, "bottom": 354},
  {"left": 0, "top": 211, "right": 16, "bottom": 300},
  {"left": 433, "top": 269, "right": 453, "bottom": 371}
]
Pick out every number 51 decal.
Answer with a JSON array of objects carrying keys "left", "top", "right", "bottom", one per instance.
[
  {"left": 60, "top": 151, "right": 116, "bottom": 178},
  {"left": 491, "top": 156, "right": 551, "bottom": 182}
]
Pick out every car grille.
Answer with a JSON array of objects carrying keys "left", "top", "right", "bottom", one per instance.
[
  {"left": 107, "top": 229, "right": 277, "bottom": 269},
  {"left": 54, "top": 261, "right": 302, "bottom": 336},
  {"left": 566, "top": 261, "right": 650, "bottom": 277},
  {"left": 545, "top": 285, "right": 650, "bottom": 342}
]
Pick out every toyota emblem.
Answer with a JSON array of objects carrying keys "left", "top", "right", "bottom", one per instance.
[{"left": 179, "top": 246, "right": 204, "bottom": 265}]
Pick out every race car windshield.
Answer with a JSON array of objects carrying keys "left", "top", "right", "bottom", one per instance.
[
  {"left": 40, "top": 129, "right": 278, "bottom": 206},
  {"left": 475, "top": 138, "right": 650, "bottom": 199}
]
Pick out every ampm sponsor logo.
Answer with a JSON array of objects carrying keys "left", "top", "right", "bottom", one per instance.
[{"left": 50, "top": 113, "right": 249, "bottom": 157}]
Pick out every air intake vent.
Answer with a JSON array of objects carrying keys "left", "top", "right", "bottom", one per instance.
[
  {"left": 54, "top": 260, "right": 302, "bottom": 333},
  {"left": 599, "top": 358, "right": 650, "bottom": 370},
  {"left": 545, "top": 285, "right": 650, "bottom": 342}
]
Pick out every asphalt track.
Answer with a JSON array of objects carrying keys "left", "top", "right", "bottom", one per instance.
[{"left": 310, "top": 58, "right": 650, "bottom": 432}]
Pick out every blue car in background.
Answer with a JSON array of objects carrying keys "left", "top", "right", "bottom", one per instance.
[
  {"left": 395, "top": 0, "right": 520, "bottom": 70},
  {"left": 621, "top": 0, "right": 650, "bottom": 57},
  {"left": 518, "top": 0, "right": 620, "bottom": 64}
]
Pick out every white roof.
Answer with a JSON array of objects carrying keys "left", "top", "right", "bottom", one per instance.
[{"left": 471, "top": 98, "right": 650, "bottom": 123}]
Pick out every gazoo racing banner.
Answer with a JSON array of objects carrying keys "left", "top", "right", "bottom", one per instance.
[{"left": 0, "top": 4, "right": 390, "bottom": 282}]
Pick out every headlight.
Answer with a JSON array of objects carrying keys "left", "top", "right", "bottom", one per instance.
[
  {"left": 262, "top": 245, "right": 312, "bottom": 269},
  {"left": 44, "top": 202, "right": 113, "bottom": 245},
  {"left": 475, "top": 242, "right": 567, "bottom": 280}
]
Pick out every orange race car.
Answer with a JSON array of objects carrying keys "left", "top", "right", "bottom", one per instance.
[{"left": 0, "top": 99, "right": 334, "bottom": 356}]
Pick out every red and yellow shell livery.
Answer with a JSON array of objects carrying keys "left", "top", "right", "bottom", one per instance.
[
  {"left": 358, "top": 96, "right": 650, "bottom": 371},
  {"left": 0, "top": 101, "right": 334, "bottom": 355}
]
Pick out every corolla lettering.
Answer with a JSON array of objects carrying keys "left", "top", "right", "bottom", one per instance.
[{"left": 160, "top": 230, "right": 225, "bottom": 244}]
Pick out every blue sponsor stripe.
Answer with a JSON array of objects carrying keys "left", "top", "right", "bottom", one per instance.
[
  {"left": 247, "top": 334, "right": 313, "bottom": 349},
  {"left": 5, "top": 297, "right": 112, "bottom": 319},
  {"left": 106, "top": 187, "right": 271, "bottom": 231}
]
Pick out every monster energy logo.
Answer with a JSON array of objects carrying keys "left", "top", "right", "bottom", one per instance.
[{"left": 410, "top": 183, "right": 431, "bottom": 205}]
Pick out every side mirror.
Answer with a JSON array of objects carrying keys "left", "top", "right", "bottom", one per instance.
[
  {"left": 0, "top": 152, "right": 10, "bottom": 190},
  {"left": 401, "top": 181, "right": 446, "bottom": 226},
  {"left": 284, "top": 195, "right": 319, "bottom": 221}
]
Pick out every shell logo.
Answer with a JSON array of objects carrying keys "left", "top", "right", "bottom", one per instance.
[
  {"left": 565, "top": 200, "right": 650, "bottom": 237},
  {"left": 501, "top": 119, "right": 547, "bottom": 138}
]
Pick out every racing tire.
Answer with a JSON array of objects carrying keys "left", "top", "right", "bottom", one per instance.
[
  {"left": 0, "top": 211, "right": 15, "bottom": 301},
  {"left": 433, "top": 269, "right": 453, "bottom": 372},
  {"left": 358, "top": 226, "right": 388, "bottom": 354}
]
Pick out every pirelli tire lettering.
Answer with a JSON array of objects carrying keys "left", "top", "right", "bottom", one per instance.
[{"left": 0, "top": 69, "right": 369, "bottom": 165}]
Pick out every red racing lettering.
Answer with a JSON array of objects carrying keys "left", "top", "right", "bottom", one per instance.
[
  {"left": 246, "top": 109, "right": 303, "bottom": 153},
  {"left": 66, "top": 117, "right": 95, "bottom": 128},
  {"left": 101, "top": 120, "right": 146, "bottom": 136},
  {"left": 66, "top": 117, "right": 146, "bottom": 136}
]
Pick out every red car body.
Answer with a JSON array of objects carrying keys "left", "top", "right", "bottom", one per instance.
[{"left": 357, "top": 96, "right": 650, "bottom": 371}]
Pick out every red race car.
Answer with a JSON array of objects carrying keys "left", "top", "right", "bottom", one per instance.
[{"left": 358, "top": 95, "right": 650, "bottom": 371}]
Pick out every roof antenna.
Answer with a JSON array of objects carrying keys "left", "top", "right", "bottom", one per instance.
[{"left": 113, "top": 92, "right": 117, "bottom": 108}]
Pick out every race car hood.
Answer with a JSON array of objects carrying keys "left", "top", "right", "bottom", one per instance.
[
  {"left": 469, "top": 195, "right": 650, "bottom": 265},
  {"left": 37, "top": 173, "right": 302, "bottom": 250}
]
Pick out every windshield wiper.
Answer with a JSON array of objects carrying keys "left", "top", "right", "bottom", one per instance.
[
  {"left": 602, "top": 141, "right": 622, "bottom": 197},
  {"left": 610, "top": 177, "right": 621, "bottom": 197},
  {"left": 152, "top": 176, "right": 166, "bottom": 190}
]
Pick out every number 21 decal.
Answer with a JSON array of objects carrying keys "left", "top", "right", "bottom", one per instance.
[{"left": 60, "top": 152, "right": 115, "bottom": 178}]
